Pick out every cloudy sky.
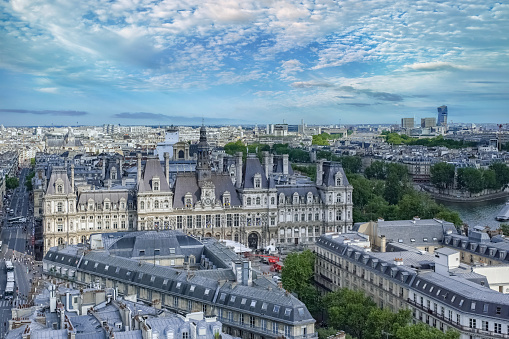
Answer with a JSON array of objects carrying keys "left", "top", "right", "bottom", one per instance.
[{"left": 1, "top": 0, "right": 508, "bottom": 126}]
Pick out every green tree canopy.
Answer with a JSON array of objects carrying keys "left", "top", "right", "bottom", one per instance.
[
  {"left": 430, "top": 162, "right": 455, "bottom": 190},
  {"left": 25, "top": 171, "right": 35, "bottom": 191},
  {"left": 394, "top": 322, "right": 459, "bottom": 339},
  {"left": 281, "top": 250, "right": 320, "bottom": 314},
  {"left": 5, "top": 176, "right": 19, "bottom": 190},
  {"left": 457, "top": 167, "right": 484, "bottom": 194},
  {"left": 490, "top": 162, "right": 509, "bottom": 188}
]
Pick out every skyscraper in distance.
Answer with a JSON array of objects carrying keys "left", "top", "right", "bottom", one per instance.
[{"left": 437, "top": 105, "right": 448, "bottom": 126}]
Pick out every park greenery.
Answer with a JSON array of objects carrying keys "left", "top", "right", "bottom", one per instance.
[
  {"left": 430, "top": 162, "right": 509, "bottom": 194},
  {"left": 5, "top": 175, "right": 19, "bottom": 190},
  {"left": 350, "top": 161, "right": 462, "bottom": 226},
  {"left": 500, "top": 224, "right": 509, "bottom": 236},
  {"left": 381, "top": 132, "right": 477, "bottom": 149},
  {"left": 316, "top": 150, "right": 362, "bottom": 174},
  {"left": 312, "top": 133, "right": 343, "bottom": 146},
  {"left": 281, "top": 251, "right": 459, "bottom": 339}
]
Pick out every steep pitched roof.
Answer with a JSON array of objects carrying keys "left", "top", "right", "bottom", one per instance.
[
  {"left": 322, "top": 161, "right": 349, "bottom": 186},
  {"left": 242, "top": 154, "right": 268, "bottom": 189},
  {"left": 46, "top": 167, "right": 72, "bottom": 195},
  {"left": 138, "top": 157, "right": 170, "bottom": 193}
]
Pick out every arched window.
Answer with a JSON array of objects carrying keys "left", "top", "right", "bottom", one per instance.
[
  {"left": 140, "top": 201, "right": 145, "bottom": 210},
  {"left": 155, "top": 200, "right": 159, "bottom": 209},
  {"left": 81, "top": 235, "right": 87, "bottom": 243},
  {"left": 57, "top": 202, "right": 63, "bottom": 212},
  {"left": 271, "top": 197, "right": 275, "bottom": 205},
  {"left": 247, "top": 197, "right": 252, "bottom": 205},
  {"left": 336, "top": 176, "right": 341, "bottom": 186},
  {"left": 57, "top": 237, "right": 64, "bottom": 245},
  {"left": 57, "top": 185, "right": 63, "bottom": 193},
  {"left": 256, "top": 197, "right": 261, "bottom": 205},
  {"left": 153, "top": 181, "right": 159, "bottom": 191},
  {"left": 336, "top": 194, "right": 342, "bottom": 203}
]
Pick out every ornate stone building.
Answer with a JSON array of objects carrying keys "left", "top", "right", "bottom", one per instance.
[{"left": 42, "top": 126, "right": 353, "bottom": 253}]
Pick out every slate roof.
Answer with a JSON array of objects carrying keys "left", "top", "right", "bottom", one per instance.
[
  {"left": 444, "top": 231, "right": 509, "bottom": 263},
  {"left": 242, "top": 154, "right": 269, "bottom": 189},
  {"left": 46, "top": 167, "right": 72, "bottom": 195},
  {"left": 77, "top": 189, "right": 133, "bottom": 205},
  {"left": 172, "top": 173, "right": 241, "bottom": 208},
  {"left": 354, "top": 218, "right": 457, "bottom": 247},
  {"left": 138, "top": 157, "right": 170, "bottom": 193},
  {"left": 320, "top": 161, "right": 349, "bottom": 186},
  {"left": 317, "top": 233, "right": 509, "bottom": 322},
  {"left": 44, "top": 233, "right": 315, "bottom": 326}
]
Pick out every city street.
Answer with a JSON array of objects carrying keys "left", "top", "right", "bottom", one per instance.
[{"left": 1, "top": 167, "right": 37, "bottom": 338}]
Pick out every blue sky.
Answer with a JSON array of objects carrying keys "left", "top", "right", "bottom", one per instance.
[{"left": 1, "top": 0, "right": 508, "bottom": 126}]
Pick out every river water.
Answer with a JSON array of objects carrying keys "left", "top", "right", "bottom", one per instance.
[{"left": 438, "top": 197, "right": 509, "bottom": 229}]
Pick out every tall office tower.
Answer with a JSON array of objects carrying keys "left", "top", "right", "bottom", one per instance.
[
  {"left": 401, "top": 118, "right": 414, "bottom": 129},
  {"left": 421, "top": 117, "right": 437, "bottom": 128},
  {"left": 437, "top": 105, "right": 448, "bottom": 126}
]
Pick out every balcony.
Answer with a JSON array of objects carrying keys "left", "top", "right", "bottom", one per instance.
[
  {"left": 218, "top": 316, "right": 318, "bottom": 339},
  {"left": 406, "top": 299, "right": 509, "bottom": 338}
]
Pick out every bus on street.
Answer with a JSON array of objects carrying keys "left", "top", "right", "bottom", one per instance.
[{"left": 5, "top": 281, "right": 15, "bottom": 300}]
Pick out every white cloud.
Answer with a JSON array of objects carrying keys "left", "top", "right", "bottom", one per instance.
[{"left": 36, "top": 87, "right": 58, "bottom": 93}]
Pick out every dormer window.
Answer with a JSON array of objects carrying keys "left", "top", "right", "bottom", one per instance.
[
  {"left": 185, "top": 193, "right": 193, "bottom": 208},
  {"left": 152, "top": 178, "right": 160, "bottom": 191},
  {"left": 110, "top": 167, "right": 117, "bottom": 180},
  {"left": 335, "top": 173, "right": 342, "bottom": 186},
  {"left": 223, "top": 191, "right": 231, "bottom": 207},
  {"left": 254, "top": 173, "right": 262, "bottom": 189},
  {"left": 104, "top": 202, "right": 110, "bottom": 210},
  {"left": 57, "top": 185, "right": 63, "bottom": 194}
]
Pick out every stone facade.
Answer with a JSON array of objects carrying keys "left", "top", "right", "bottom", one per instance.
[{"left": 42, "top": 127, "right": 353, "bottom": 253}]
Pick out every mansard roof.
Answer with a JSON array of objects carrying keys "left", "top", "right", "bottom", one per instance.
[
  {"left": 321, "top": 161, "right": 349, "bottom": 186},
  {"left": 46, "top": 166, "right": 72, "bottom": 195},
  {"left": 172, "top": 173, "right": 241, "bottom": 208},
  {"left": 242, "top": 154, "right": 269, "bottom": 189},
  {"left": 77, "top": 189, "right": 133, "bottom": 205},
  {"left": 138, "top": 157, "right": 170, "bottom": 193}
]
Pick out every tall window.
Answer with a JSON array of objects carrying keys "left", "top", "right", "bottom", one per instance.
[
  {"left": 187, "top": 215, "right": 193, "bottom": 228},
  {"left": 255, "top": 178, "right": 261, "bottom": 188},
  {"left": 247, "top": 197, "right": 251, "bottom": 205},
  {"left": 153, "top": 181, "right": 159, "bottom": 191},
  {"left": 140, "top": 201, "right": 144, "bottom": 210},
  {"left": 154, "top": 200, "right": 159, "bottom": 209},
  {"left": 57, "top": 185, "right": 63, "bottom": 193},
  {"left": 256, "top": 197, "right": 261, "bottom": 205},
  {"left": 177, "top": 216, "right": 183, "bottom": 229},
  {"left": 57, "top": 202, "right": 63, "bottom": 212}
]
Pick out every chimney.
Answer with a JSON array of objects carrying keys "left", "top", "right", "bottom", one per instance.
[
  {"left": 101, "top": 156, "right": 106, "bottom": 179},
  {"left": 282, "top": 154, "right": 289, "bottom": 175},
  {"left": 316, "top": 159, "right": 324, "bottom": 186},
  {"left": 70, "top": 164, "right": 74, "bottom": 193},
  {"left": 235, "top": 152, "right": 243, "bottom": 188},
  {"left": 164, "top": 152, "right": 169, "bottom": 185},
  {"left": 137, "top": 153, "right": 142, "bottom": 185},
  {"left": 380, "top": 235, "right": 386, "bottom": 253},
  {"left": 119, "top": 157, "right": 123, "bottom": 178},
  {"left": 262, "top": 151, "right": 270, "bottom": 179},
  {"left": 218, "top": 153, "right": 224, "bottom": 173}
]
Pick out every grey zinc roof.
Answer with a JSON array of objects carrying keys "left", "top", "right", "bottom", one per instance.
[
  {"left": 172, "top": 173, "right": 241, "bottom": 208},
  {"left": 376, "top": 219, "right": 456, "bottom": 246},
  {"left": 44, "top": 233, "right": 316, "bottom": 326},
  {"left": 46, "top": 167, "right": 72, "bottom": 195},
  {"left": 276, "top": 185, "right": 319, "bottom": 199},
  {"left": 138, "top": 157, "right": 170, "bottom": 193},
  {"left": 112, "top": 330, "right": 142, "bottom": 339},
  {"left": 78, "top": 189, "right": 132, "bottom": 205},
  {"left": 321, "top": 161, "right": 349, "bottom": 186},
  {"left": 318, "top": 233, "right": 509, "bottom": 322},
  {"left": 242, "top": 155, "right": 268, "bottom": 189}
]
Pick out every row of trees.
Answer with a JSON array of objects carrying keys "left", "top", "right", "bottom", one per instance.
[
  {"left": 223, "top": 141, "right": 363, "bottom": 173},
  {"left": 431, "top": 162, "right": 509, "bottom": 194},
  {"left": 350, "top": 161, "right": 462, "bottom": 226},
  {"left": 382, "top": 132, "right": 477, "bottom": 149},
  {"left": 281, "top": 251, "right": 459, "bottom": 339},
  {"left": 5, "top": 175, "right": 19, "bottom": 190},
  {"left": 312, "top": 132, "right": 343, "bottom": 146}
]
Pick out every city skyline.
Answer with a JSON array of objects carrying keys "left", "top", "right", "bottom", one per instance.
[{"left": 1, "top": 0, "right": 508, "bottom": 126}]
